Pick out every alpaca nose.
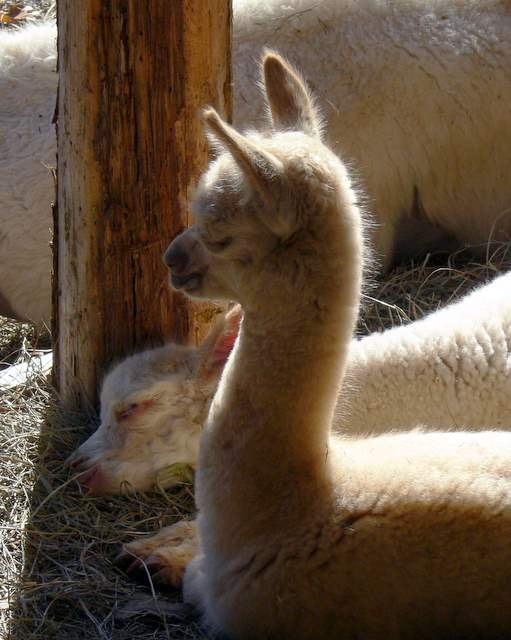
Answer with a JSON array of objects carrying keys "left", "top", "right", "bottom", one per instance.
[{"left": 164, "top": 243, "right": 190, "bottom": 275}]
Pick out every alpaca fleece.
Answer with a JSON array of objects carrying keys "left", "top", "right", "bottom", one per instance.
[
  {"left": 3, "top": 0, "right": 511, "bottom": 322},
  {"left": 155, "top": 52, "right": 511, "bottom": 639}
]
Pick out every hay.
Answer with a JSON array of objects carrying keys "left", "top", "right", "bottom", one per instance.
[
  {"left": 358, "top": 241, "right": 511, "bottom": 334},
  {"left": 1, "top": 246, "right": 510, "bottom": 639},
  {"left": 0, "top": 318, "right": 50, "bottom": 368},
  {"left": 0, "top": 375, "right": 205, "bottom": 639},
  {"left": 0, "top": 0, "right": 55, "bottom": 23}
]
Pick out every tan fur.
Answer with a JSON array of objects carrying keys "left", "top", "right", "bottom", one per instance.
[
  {"left": 158, "top": 53, "right": 511, "bottom": 639},
  {"left": 119, "top": 520, "right": 198, "bottom": 589}
]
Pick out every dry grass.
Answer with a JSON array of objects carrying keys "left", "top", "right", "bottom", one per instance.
[
  {"left": 0, "top": 375, "right": 205, "bottom": 639},
  {"left": 358, "top": 241, "right": 511, "bottom": 334},
  {"left": 0, "top": 0, "right": 55, "bottom": 22},
  {"left": 1, "top": 244, "right": 510, "bottom": 639}
]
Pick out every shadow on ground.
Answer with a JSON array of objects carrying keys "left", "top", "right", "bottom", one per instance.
[{"left": 1, "top": 380, "right": 207, "bottom": 640}]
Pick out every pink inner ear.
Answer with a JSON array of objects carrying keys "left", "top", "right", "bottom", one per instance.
[
  {"left": 116, "top": 398, "right": 155, "bottom": 422},
  {"left": 212, "top": 328, "right": 238, "bottom": 367},
  {"left": 199, "top": 306, "right": 243, "bottom": 380},
  {"left": 203, "top": 318, "right": 241, "bottom": 379}
]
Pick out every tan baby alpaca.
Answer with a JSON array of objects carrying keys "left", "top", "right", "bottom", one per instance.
[{"left": 148, "top": 53, "right": 511, "bottom": 639}]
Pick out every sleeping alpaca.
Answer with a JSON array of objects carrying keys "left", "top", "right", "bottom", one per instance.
[
  {"left": 66, "top": 306, "right": 242, "bottom": 494},
  {"left": 69, "top": 271, "right": 511, "bottom": 495},
  {"left": 150, "top": 54, "right": 511, "bottom": 638},
  {"left": 343, "top": 269, "right": 511, "bottom": 432},
  {"left": 3, "top": 0, "right": 511, "bottom": 323}
]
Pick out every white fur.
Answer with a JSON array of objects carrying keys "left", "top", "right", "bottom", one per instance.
[
  {"left": 343, "top": 270, "right": 511, "bottom": 432},
  {"left": 0, "top": 22, "right": 57, "bottom": 324},
  {"left": 66, "top": 342, "right": 208, "bottom": 494},
  {"left": 66, "top": 307, "right": 241, "bottom": 494},
  {"left": 3, "top": 1, "right": 511, "bottom": 323}
]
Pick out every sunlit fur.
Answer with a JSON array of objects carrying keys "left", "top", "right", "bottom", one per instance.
[
  {"left": 66, "top": 342, "right": 208, "bottom": 494},
  {"left": 66, "top": 308, "right": 241, "bottom": 495},
  {"left": 161, "top": 53, "right": 511, "bottom": 639},
  {"left": 66, "top": 269, "right": 511, "bottom": 497},
  {"left": 0, "top": 22, "right": 56, "bottom": 323},
  {"left": 343, "top": 270, "right": 511, "bottom": 432}
]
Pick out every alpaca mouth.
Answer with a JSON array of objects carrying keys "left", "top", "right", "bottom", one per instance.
[{"left": 171, "top": 271, "right": 204, "bottom": 293}]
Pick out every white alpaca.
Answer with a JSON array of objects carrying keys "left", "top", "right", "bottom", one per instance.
[
  {"left": 0, "top": 22, "right": 56, "bottom": 323},
  {"left": 343, "top": 269, "right": 511, "bottom": 432},
  {"left": 3, "top": 0, "right": 511, "bottom": 323},
  {"left": 66, "top": 306, "right": 241, "bottom": 494},
  {"left": 69, "top": 271, "right": 511, "bottom": 496},
  {"left": 141, "top": 53, "right": 511, "bottom": 638}
]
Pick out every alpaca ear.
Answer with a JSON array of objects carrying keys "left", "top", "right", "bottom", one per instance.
[
  {"left": 196, "top": 305, "right": 242, "bottom": 381},
  {"left": 203, "top": 108, "right": 297, "bottom": 238},
  {"left": 203, "top": 108, "right": 283, "bottom": 207},
  {"left": 263, "top": 51, "right": 322, "bottom": 138}
]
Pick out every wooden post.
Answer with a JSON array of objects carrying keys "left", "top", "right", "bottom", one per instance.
[{"left": 55, "top": 1, "right": 232, "bottom": 410}]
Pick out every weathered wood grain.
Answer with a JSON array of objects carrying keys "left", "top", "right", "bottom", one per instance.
[{"left": 56, "top": 0, "right": 232, "bottom": 409}]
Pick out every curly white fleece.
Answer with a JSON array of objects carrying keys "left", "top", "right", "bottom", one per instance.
[
  {"left": 2, "top": 1, "right": 511, "bottom": 323},
  {"left": 0, "top": 22, "right": 56, "bottom": 323},
  {"left": 342, "top": 270, "right": 511, "bottom": 432}
]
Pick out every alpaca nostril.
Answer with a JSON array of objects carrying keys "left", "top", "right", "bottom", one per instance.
[{"left": 163, "top": 243, "right": 190, "bottom": 274}]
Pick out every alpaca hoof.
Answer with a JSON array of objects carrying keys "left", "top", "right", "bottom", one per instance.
[{"left": 118, "top": 520, "right": 198, "bottom": 589}]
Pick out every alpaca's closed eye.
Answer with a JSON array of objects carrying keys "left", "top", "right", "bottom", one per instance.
[{"left": 202, "top": 236, "right": 233, "bottom": 253}]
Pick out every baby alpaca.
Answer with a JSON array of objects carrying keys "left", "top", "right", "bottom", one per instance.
[
  {"left": 66, "top": 307, "right": 241, "bottom": 494},
  {"left": 72, "top": 270, "right": 511, "bottom": 496},
  {"left": 343, "top": 270, "right": 511, "bottom": 432},
  {"left": 160, "top": 53, "right": 511, "bottom": 639}
]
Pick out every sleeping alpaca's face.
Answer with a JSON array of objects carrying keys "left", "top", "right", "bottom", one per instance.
[{"left": 66, "top": 306, "right": 242, "bottom": 495}]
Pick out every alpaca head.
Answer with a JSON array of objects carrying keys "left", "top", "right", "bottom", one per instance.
[
  {"left": 164, "top": 52, "right": 357, "bottom": 310},
  {"left": 66, "top": 306, "right": 242, "bottom": 495}
]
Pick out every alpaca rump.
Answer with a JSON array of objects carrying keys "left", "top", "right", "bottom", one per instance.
[
  {"left": 3, "top": 0, "right": 511, "bottom": 323},
  {"left": 342, "top": 269, "right": 511, "bottom": 432},
  {"left": 156, "top": 53, "right": 511, "bottom": 638},
  {"left": 70, "top": 271, "right": 511, "bottom": 495}
]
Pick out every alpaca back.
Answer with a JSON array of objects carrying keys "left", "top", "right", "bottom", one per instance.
[
  {"left": 342, "top": 271, "right": 511, "bottom": 432},
  {"left": 2, "top": 3, "right": 511, "bottom": 321},
  {"left": 0, "top": 22, "right": 57, "bottom": 322},
  {"left": 234, "top": 0, "right": 511, "bottom": 260}
]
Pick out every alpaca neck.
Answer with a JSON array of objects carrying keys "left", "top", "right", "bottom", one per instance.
[
  {"left": 238, "top": 297, "right": 358, "bottom": 459},
  {"left": 201, "top": 206, "right": 363, "bottom": 525}
]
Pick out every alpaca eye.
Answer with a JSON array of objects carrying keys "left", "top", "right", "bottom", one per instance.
[
  {"left": 116, "top": 403, "right": 138, "bottom": 422},
  {"left": 203, "top": 236, "right": 233, "bottom": 253}
]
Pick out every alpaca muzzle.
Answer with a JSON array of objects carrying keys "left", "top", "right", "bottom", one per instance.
[{"left": 164, "top": 229, "right": 207, "bottom": 293}]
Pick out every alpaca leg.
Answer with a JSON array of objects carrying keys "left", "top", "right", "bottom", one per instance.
[
  {"left": 117, "top": 519, "right": 198, "bottom": 588},
  {"left": 182, "top": 553, "right": 207, "bottom": 610}
]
